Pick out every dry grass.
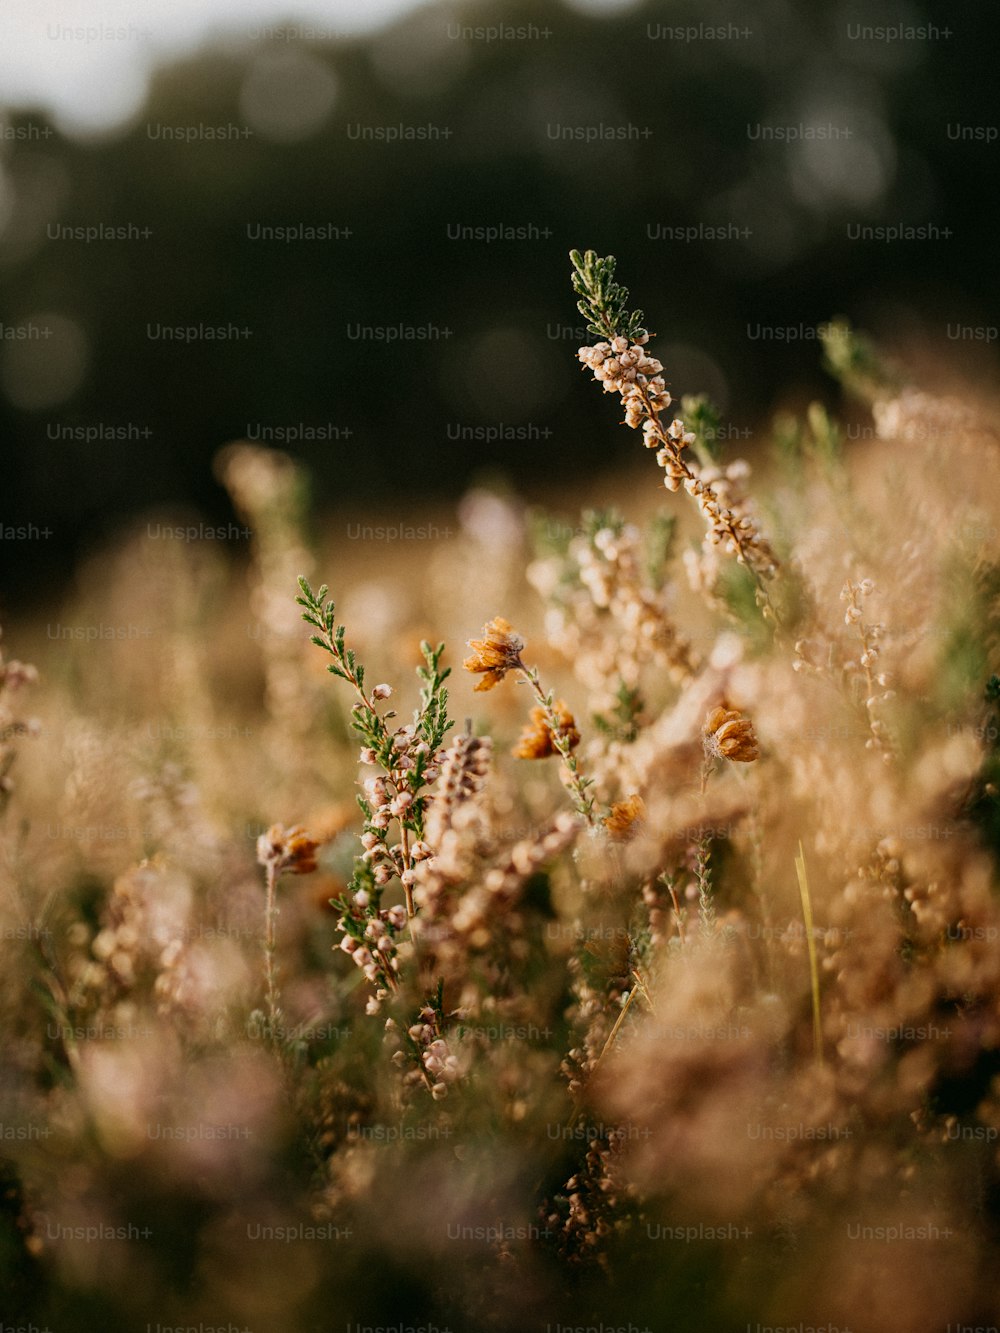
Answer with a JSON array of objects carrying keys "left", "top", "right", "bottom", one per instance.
[{"left": 2, "top": 285, "right": 1000, "bottom": 1332}]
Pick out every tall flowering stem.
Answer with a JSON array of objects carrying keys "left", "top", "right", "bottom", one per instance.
[
  {"left": 463, "top": 617, "right": 597, "bottom": 825},
  {"left": 570, "top": 249, "right": 780, "bottom": 626},
  {"left": 297, "top": 577, "right": 453, "bottom": 920},
  {"left": 255, "top": 823, "right": 319, "bottom": 1046},
  {"left": 840, "top": 577, "right": 893, "bottom": 760}
]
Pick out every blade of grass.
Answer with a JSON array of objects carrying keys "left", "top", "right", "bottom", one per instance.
[{"left": 795, "top": 840, "right": 823, "bottom": 1064}]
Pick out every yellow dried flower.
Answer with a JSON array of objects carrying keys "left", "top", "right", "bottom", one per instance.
[
  {"left": 603, "top": 794, "right": 646, "bottom": 840},
  {"left": 463, "top": 616, "right": 525, "bottom": 692},
  {"left": 256, "top": 823, "right": 320, "bottom": 875},
  {"left": 512, "top": 700, "right": 580, "bottom": 759},
  {"left": 703, "top": 703, "right": 759, "bottom": 763}
]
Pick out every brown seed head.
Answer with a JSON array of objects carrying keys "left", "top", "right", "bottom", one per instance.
[
  {"left": 463, "top": 617, "right": 525, "bottom": 692},
  {"left": 603, "top": 794, "right": 646, "bottom": 840},
  {"left": 512, "top": 700, "right": 580, "bottom": 760},
  {"left": 256, "top": 823, "right": 320, "bottom": 875},
  {"left": 703, "top": 704, "right": 759, "bottom": 764}
]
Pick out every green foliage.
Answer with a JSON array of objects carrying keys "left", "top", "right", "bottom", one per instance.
[
  {"left": 715, "top": 560, "right": 774, "bottom": 653},
  {"left": 806, "top": 402, "right": 843, "bottom": 476},
  {"left": 582, "top": 508, "right": 626, "bottom": 542},
  {"left": 933, "top": 557, "right": 1000, "bottom": 713},
  {"left": 645, "top": 512, "right": 678, "bottom": 591},
  {"left": 569, "top": 249, "right": 648, "bottom": 344},
  {"left": 592, "top": 683, "right": 644, "bottom": 745},
  {"left": 680, "top": 393, "right": 724, "bottom": 468},
  {"left": 821, "top": 317, "right": 902, "bottom": 404}
]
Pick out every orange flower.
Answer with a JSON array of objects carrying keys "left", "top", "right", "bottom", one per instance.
[
  {"left": 603, "top": 794, "right": 646, "bottom": 840},
  {"left": 703, "top": 703, "right": 759, "bottom": 763},
  {"left": 256, "top": 823, "right": 320, "bottom": 875},
  {"left": 513, "top": 700, "right": 580, "bottom": 760},
  {"left": 463, "top": 617, "right": 525, "bottom": 692}
]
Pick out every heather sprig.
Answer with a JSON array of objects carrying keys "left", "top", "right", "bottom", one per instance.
[
  {"left": 518, "top": 669, "right": 595, "bottom": 823},
  {"left": 297, "top": 576, "right": 454, "bottom": 918},
  {"left": 572, "top": 249, "right": 780, "bottom": 625},
  {"left": 569, "top": 248, "right": 647, "bottom": 344},
  {"left": 820, "top": 317, "right": 903, "bottom": 404},
  {"left": 334, "top": 858, "right": 409, "bottom": 1009},
  {"left": 464, "top": 616, "right": 597, "bottom": 824}
]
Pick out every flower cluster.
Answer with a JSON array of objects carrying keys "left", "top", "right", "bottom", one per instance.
[
  {"left": 572, "top": 251, "right": 779, "bottom": 610},
  {"left": 409, "top": 1010, "right": 462, "bottom": 1100},
  {"left": 577, "top": 335, "right": 669, "bottom": 415},
  {"left": 413, "top": 794, "right": 580, "bottom": 1025},
  {"left": 544, "top": 1135, "right": 629, "bottom": 1267},
  {"left": 384, "top": 999, "right": 465, "bottom": 1101},
  {"left": 465, "top": 617, "right": 596, "bottom": 823},
  {"left": 411, "top": 732, "right": 493, "bottom": 946},
  {"left": 680, "top": 459, "right": 779, "bottom": 603},
  {"left": 338, "top": 874, "right": 409, "bottom": 1002},
  {"left": 794, "top": 578, "right": 893, "bottom": 761},
  {"left": 0, "top": 626, "right": 39, "bottom": 812},
  {"left": 840, "top": 578, "right": 893, "bottom": 759},
  {"left": 528, "top": 514, "right": 695, "bottom": 806},
  {"left": 462, "top": 616, "right": 525, "bottom": 691},
  {"left": 71, "top": 860, "right": 232, "bottom": 1043},
  {"left": 298, "top": 577, "right": 453, "bottom": 919},
  {"left": 513, "top": 700, "right": 580, "bottom": 759},
  {"left": 580, "top": 518, "right": 696, "bottom": 685}
]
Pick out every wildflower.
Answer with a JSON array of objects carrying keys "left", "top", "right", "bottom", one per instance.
[
  {"left": 513, "top": 700, "right": 580, "bottom": 759},
  {"left": 255, "top": 823, "right": 319, "bottom": 875},
  {"left": 571, "top": 251, "right": 779, "bottom": 613},
  {"left": 703, "top": 704, "right": 759, "bottom": 764},
  {"left": 462, "top": 616, "right": 525, "bottom": 691},
  {"left": 603, "top": 794, "right": 646, "bottom": 840}
]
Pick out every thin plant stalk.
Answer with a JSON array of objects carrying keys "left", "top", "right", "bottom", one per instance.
[
  {"left": 517, "top": 663, "right": 596, "bottom": 825},
  {"left": 795, "top": 840, "right": 824, "bottom": 1064}
]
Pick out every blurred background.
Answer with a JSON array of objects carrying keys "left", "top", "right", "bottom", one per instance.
[{"left": 0, "top": 0, "right": 997, "bottom": 611}]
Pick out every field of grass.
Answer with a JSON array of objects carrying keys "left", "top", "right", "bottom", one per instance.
[{"left": 2, "top": 255, "right": 1000, "bottom": 1332}]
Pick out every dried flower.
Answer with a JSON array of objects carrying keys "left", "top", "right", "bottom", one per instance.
[
  {"left": 255, "top": 823, "right": 319, "bottom": 875},
  {"left": 513, "top": 700, "right": 581, "bottom": 760},
  {"left": 462, "top": 616, "right": 525, "bottom": 691},
  {"left": 603, "top": 794, "right": 646, "bottom": 840},
  {"left": 703, "top": 704, "right": 759, "bottom": 764}
]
